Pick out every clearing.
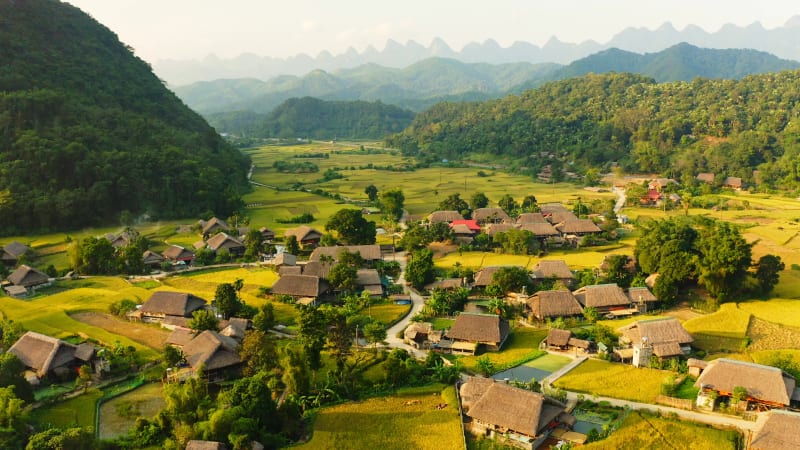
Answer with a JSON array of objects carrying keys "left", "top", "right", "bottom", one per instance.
[{"left": 71, "top": 312, "right": 170, "bottom": 350}]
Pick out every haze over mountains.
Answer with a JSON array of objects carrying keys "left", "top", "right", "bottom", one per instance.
[{"left": 157, "top": 17, "right": 800, "bottom": 86}]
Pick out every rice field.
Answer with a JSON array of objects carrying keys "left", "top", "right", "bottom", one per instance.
[
  {"left": 296, "top": 383, "right": 463, "bottom": 450},
  {"left": 582, "top": 411, "right": 739, "bottom": 450},
  {"left": 368, "top": 303, "right": 411, "bottom": 327},
  {"left": 454, "top": 327, "right": 548, "bottom": 374},
  {"left": 30, "top": 388, "right": 103, "bottom": 429},
  {"left": 737, "top": 298, "right": 800, "bottom": 328},
  {"left": 553, "top": 359, "right": 671, "bottom": 404},
  {"left": 98, "top": 382, "right": 165, "bottom": 439},
  {"left": 434, "top": 243, "right": 632, "bottom": 272},
  {"left": 682, "top": 303, "right": 751, "bottom": 339}
]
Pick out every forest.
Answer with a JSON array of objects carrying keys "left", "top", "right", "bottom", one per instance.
[
  {"left": 0, "top": 0, "right": 251, "bottom": 233},
  {"left": 387, "top": 70, "right": 800, "bottom": 192}
]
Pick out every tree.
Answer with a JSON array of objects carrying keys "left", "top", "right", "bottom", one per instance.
[
  {"left": 379, "top": 188, "right": 405, "bottom": 221},
  {"left": 754, "top": 254, "right": 784, "bottom": 294},
  {"left": 583, "top": 306, "right": 599, "bottom": 323},
  {"left": 71, "top": 236, "right": 115, "bottom": 274},
  {"left": 0, "top": 320, "right": 25, "bottom": 353},
  {"left": 364, "top": 184, "right": 378, "bottom": 202},
  {"left": 489, "top": 266, "right": 532, "bottom": 294},
  {"left": 493, "top": 229, "right": 536, "bottom": 255},
  {"left": 476, "top": 356, "right": 495, "bottom": 376},
  {"left": 295, "top": 304, "right": 327, "bottom": 372},
  {"left": 285, "top": 235, "right": 300, "bottom": 255},
  {"left": 603, "top": 254, "right": 634, "bottom": 288},
  {"left": 0, "top": 386, "right": 29, "bottom": 449},
  {"left": 76, "top": 364, "right": 92, "bottom": 393},
  {"left": 405, "top": 249, "right": 435, "bottom": 290},
  {"left": 0, "top": 353, "right": 33, "bottom": 403},
  {"left": 325, "top": 208, "right": 376, "bottom": 245},
  {"left": 328, "top": 260, "right": 358, "bottom": 293},
  {"left": 438, "top": 193, "right": 469, "bottom": 215},
  {"left": 164, "top": 345, "right": 183, "bottom": 368},
  {"left": 281, "top": 346, "right": 310, "bottom": 397},
  {"left": 520, "top": 195, "right": 539, "bottom": 212},
  {"left": 470, "top": 192, "right": 489, "bottom": 209},
  {"left": 252, "top": 302, "right": 276, "bottom": 332},
  {"left": 238, "top": 330, "right": 277, "bottom": 376},
  {"left": 215, "top": 280, "right": 244, "bottom": 319},
  {"left": 498, "top": 194, "right": 517, "bottom": 216},
  {"left": 362, "top": 321, "right": 387, "bottom": 349},
  {"left": 26, "top": 426, "right": 97, "bottom": 450},
  {"left": 243, "top": 229, "right": 265, "bottom": 261},
  {"left": 188, "top": 309, "right": 219, "bottom": 333},
  {"left": 697, "top": 221, "right": 752, "bottom": 300}
]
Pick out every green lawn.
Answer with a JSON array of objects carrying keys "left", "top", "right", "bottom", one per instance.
[
  {"left": 582, "top": 410, "right": 739, "bottom": 450},
  {"left": 30, "top": 388, "right": 103, "bottom": 429},
  {"left": 454, "top": 326, "right": 548, "bottom": 374},
  {"left": 296, "top": 384, "right": 463, "bottom": 450},
  {"left": 431, "top": 317, "right": 455, "bottom": 330},
  {"left": 553, "top": 359, "right": 671, "bottom": 404}
]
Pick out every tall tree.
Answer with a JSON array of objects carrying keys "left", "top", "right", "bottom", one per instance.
[
  {"left": 0, "top": 353, "right": 33, "bottom": 403},
  {"left": 238, "top": 330, "right": 277, "bottom": 376},
  {"left": 470, "top": 192, "right": 489, "bottom": 209},
  {"left": 188, "top": 309, "right": 219, "bottom": 333},
  {"left": 498, "top": 194, "right": 517, "bottom": 216},
  {"left": 405, "top": 249, "right": 435, "bottom": 290},
  {"left": 520, "top": 195, "right": 539, "bottom": 212},
  {"left": 215, "top": 280, "right": 244, "bottom": 319},
  {"left": 364, "top": 184, "right": 378, "bottom": 202},
  {"left": 754, "top": 254, "right": 785, "bottom": 294},
  {"left": 295, "top": 305, "right": 327, "bottom": 372},
  {"left": 325, "top": 208, "right": 376, "bottom": 245},
  {"left": 379, "top": 188, "right": 405, "bottom": 221},
  {"left": 285, "top": 235, "right": 300, "bottom": 255},
  {"left": 697, "top": 221, "right": 752, "bottom": 300},
  {"left": 438, "top": 193, "right": 469, "bottom": 215}
]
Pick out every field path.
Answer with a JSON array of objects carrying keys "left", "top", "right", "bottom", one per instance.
[{"left": 384, "top": 251, "right": 428, "bottom": 358}]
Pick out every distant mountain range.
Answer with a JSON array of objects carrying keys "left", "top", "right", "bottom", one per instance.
[
  {"left": 156, "top": 17, "right": 800, "bottom": 86},
  {"left": 177, "top": 44, "right": 800, "bottom": 120}
]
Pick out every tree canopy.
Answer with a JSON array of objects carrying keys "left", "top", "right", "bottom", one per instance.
[{"left": 325, "top": 209, "right": 376, "bottom": 245}]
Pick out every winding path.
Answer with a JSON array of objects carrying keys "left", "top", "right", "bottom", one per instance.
[{"left": 383, "top": 251, "right": 428, "bottom": 358}]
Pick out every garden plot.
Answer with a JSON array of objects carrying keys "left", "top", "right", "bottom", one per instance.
[
  {"left": 492, "top": 353, "right": 572, "bottom": 383},
  {"left": 98, "top": 382, "right": 166, "bottom": 439}
]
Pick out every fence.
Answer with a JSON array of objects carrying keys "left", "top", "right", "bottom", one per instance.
[{"left": 655, "top": 395, "right": 694, "bottom": 410}]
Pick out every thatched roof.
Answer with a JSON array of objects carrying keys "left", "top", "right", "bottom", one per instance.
[
  {"left": 356, "top": 269, "right": 382, "bottom": 287},
  {"left": 162, "top": 245, "right": 194, "bottom": 261},
  {"left": 531, "top": 260, "right": 574, "bottom": 280},
  {"left": 425, "top": 278, "right": 465, "bottom": 291},
  {"left": 166, "top": 328, "right": 194, "bottom": 347},
  {"left": 259, "top": 227, "right": 276, "bottom": 239},
  {"left": 220, "top": 317, "right": 248, "bottom": 341},
  {"left": 186, "top": 439, "right": 228, "bottom": 450},
  {"left": 751, "top": 409, "right": 800, "bottom": 450},
  {"left": 451, "top": 223, "right": 476, "bottom": 235},
  {"left": 141, "top": 292, "right": 207, "bottom": 317},
  {"left": 8, "top": 331, "right": 78, "bottom": 377},
  {"left": 473, "top": 208, "right": 510, "bottom": 224},
  {"left": 473, "top": 266, "right": 524, "bottom": 287},
  {"left": 546, "top": 328, "right": 572, "bottom": 346},
  {"left": 200, "top": 217, "right": 230, "bottom": 235},
  {"left": 568, "top": 337, "right": 591, "bottom": 349},
  {"left": 556, "top": 219, "right": 601, "bottom": 234},
  {"left": 271, "top": 275, "right": 330, "bottom": 298},
  {"left": 301, "top": 260, "right": 334, "bottom": 279},
  {"left": 696, "top": 173, "right": 715, "bottom": 183},
  {"left": 694, "top": 358, "right": 796, "bottom": 405},
  {"left": 652, "top": 341, "right": 683, "bottom": 358},
  {"left": 527, "top": 290, "right": 584, "bottom": 319},
  {"left": 485, "top": 223, "right": 515, "bottom": 237},
  {"left": 273, "top": 253, "right": 296, "bottom": 266},
  {"left": 278, "top": 266, "right": 302, "bottom": 276},
  {"left": 465, "top": 381, "right": 565, "bottom": 437},
  {"left": 627, "top": 287, "right": 658, "bottom": 303},
  {"left": 573, "top": 284, "right": 630, "bottom": 308},
  {"left": 619, "top": 317, "right": 693, "bottom": 348},
  {"left": 142, "top": 250, "right": 165, "bottom": 265},
  {"left": 547, "top": 211, "right": 579, "bottom": 224},
  {"left": 445, "top": 313, "right": 509, "bottom": 345},
  {"left": 310, "top": 245, "right": 382, "bottom": 262},
  {"left": 428, "top": 210, "right": 464, "bottom": 223},
  {"left": 183, "top": 330, "right": 241, "bottom": 371},
  {"left": 205, "top": 232, "right": 244, "bottom": 252},
  {"left": 7, "top": 265, "right": 49, "bottom": 287},
  {"left": 404, "top": 322, "right": 434, "bottom": 342},
  {"left": 540, "top": 203, "right": 569, "bottom": 214},
  {"left": 723, "top": 176, "right": 743, "bottom": 188},
  {"left": 687, "top": 358, "right": 708, "bottom": 369},
  {"left": 284, "top": 225, "right": 322, "bottom": 242},
  {"left": 2, "top": 241, "right": 30, "bottom": 259},
  {"left": 459, "top": 376, "right": 495, "bottom": 410},
  {"left": 516, "top": 213, "right": 547, "bottom": 224},
  {"left": 519, "top": 222, "right": 560, "bottom": 237}
]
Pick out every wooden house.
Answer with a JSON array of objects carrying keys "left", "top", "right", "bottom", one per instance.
[
  {"left": 518, "top": 222, "right": 560, "bottom": 239},
  {"left": 162, "top": 245, "right": 195, "bottom": 265},
  {"left": 142, "top": 250, "right": 165, "bottom": 269},
  {"left": 205, "top": 232, "right": 245, "bottom": 256},
  {"left": 546, "top": 211, "right": 579, "bottom": 225},
  {"left": 6, "top": 264, "right": 49, "bottom": 291},
  {"left": 8, "top": 331, "right": 95, "bottom": 383},
  {"left": 460, "top": 377, "right": 568, "bottom": 450},
  {"left": 284, "top": 225, "right": 323, "bottom": 248},
  {"left": 185, "top": 440, "right": 228, "bottom": 450},
  {"left": 200, "top": 217, "right": 230, "bottom": 237},
  {"left": 403, "top": 322, "right": 442, "bottom": 349},
  {"left": 617, "top": 317, "right": 693, "bottom": 367},
  {"left": 356, "top": 269, "right": 384, "bottom": 297},
  {"left": 301, "top": 260, "right": 334, "bottom": 280},
  {"left": 530, "top": 260, "right": 575, "bottom": 288},
  {"left": 138, "top": 291, "right": 208, "bottom": 326},
  {"left": 694, "top": 358, "right": 797, "bottom": 411},
  {"left": 1, "top": 241, "right": 31, "bottom": 266},
  {"left": 573, "top": 284, "right": 631, "bottom": 315},
  {"left": 485, "top": 223, "right": 515, "bottom": 237},
  {"left": 309, "top": 245, "right": 383, "bottom": 264},
  {"left": 545, "top": 328, "right": 573, "bottom": 351},
  {"left": 271, "top": 275, "right": 330, "bottom": 303},
  {"left": 440, "top": 313, "right": 510, "bottom": 354},
  {"left": 696, "top": 173, "right": 715, "bottom": 184},
  {"left": 425, "top": 278, "right": 466, "bottom": 291},
  {"left": 555, "top": 219, "right": 602, "bottom": 237},
  {"left": 627, "top": 286, "right": 658, "bottom": 312},
  {"left": 473, "top": 208, "right": 510, "bottom": 225},
  {"left": 723, "top": 176, "right": 744, "bottom": 190},
  {"left": 516, "top": 213, "right": 547, "bottom": 224},
  {"left": 540, "top": 203, "right": 569, "bottom": 214},
  {"left": 526, "top": 290, "right": 584, "bottom": 322},
  {"left": 259, "top": 227, "right": 276, "bottom": 241},
  {"left": 427, "top": 210, "right": 464, "bottom": 224},
  {"left": 182, "top": 330, "right": 241, "bottom": 381},
  {"left": 750, "top": 409, "right": 800, "bottom": 450}
]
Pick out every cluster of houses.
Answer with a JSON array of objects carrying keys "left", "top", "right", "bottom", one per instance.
[
  {"left": 425, "top": 204, "right": 603, "bottom": 247},
  {"left": 1, "top": 241, "right": 52, "bottom": 297}
]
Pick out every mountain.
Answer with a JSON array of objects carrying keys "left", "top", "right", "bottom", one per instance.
[
  {"left": 207, "top": 97, "right": 415, "bottom": 140},
  {"left": 550, "top": 43, "right": 800, "bottom": 83},
  {"left": 153, "top": 16, "right": 800, "bottom": 86},
  {"left": 0, "top": 0, "right": 250, "bottom": 232},
  {"left": 174, "top": 58, "right": 561, "bottom": 115},
  {"left": 388, "top": 70, "right": 800, "bottom": 192}
]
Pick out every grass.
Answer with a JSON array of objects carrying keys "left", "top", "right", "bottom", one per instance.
[
  {"left": 582, "top": 410, "right": 740, "bottom": 450},
  {"left": 431, "top": 317, "right": 455, "bottom": 330},
  {"left": 98, "top": 382, "right": 165, "bottom": 440},
  {"left": 553, "top": 359, "right": 671, "bottom": 404},
  {"left": 296, "top": 383, "right": 463, "bottom": 450},
  {"left": 596, "top": 313, "right": 672, "bottom": 330},
  {"left": 31, "top": 388, "right": 103, "bottom": 429},
  {"left": 454, "top": 326, "right": 548, "bottom": 374},
  {"left": 368, "top": 303, "right": 411, "bottom": 327},
  {"left": 682, "top": 303, "right": 751, "bottom": 351}
]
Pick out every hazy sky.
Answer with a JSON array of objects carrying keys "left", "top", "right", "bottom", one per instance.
[{"left": 67, "top": 0, "right": 800, "bottom": 63}]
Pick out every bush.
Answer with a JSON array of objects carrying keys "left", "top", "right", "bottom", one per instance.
[{"left": 109, "top": 299, "right": 137, "bottom": 316}]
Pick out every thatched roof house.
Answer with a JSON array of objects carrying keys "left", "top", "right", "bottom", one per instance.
[
  {"left": 271, "top": 275, "right": 330, "bottom": 299},
  {"left": 473, "top": 208, "right": 510, "bottom": 224},
  {"left": 527, "top": 290, "right": 584, "bottom": 321},
  {"left": 516, "top": 213, "right": 547, "bottom": 224},
  {"left": 1, "top": 241, "right": 31, "bottom": 265},
  {"left": 485, "top": 223, "right": 515, "bottom": 237},
  {"left": 531, "top": 260, "right": 574, "bottom": 285},
  {"left": 518, "top": 222, "right": 560, "bottom": 237},
  {"left": 545, "top": 328, "right": 573, "bottom": 349},
  {"left": 695, "top": 358, "right": 796, "bottom": 407},
  {"left": 696, "top": 173, "right": 715, "bottom": 184},
  {"left": 425, "top": 278, "right": 466, "bottom": 291},
  {"left": 472, "top": 266, "right": 522, "bottom": 288},
  {"left": 140, "top": 292, "right": 207, "bottom": 320},
  {"left": 205, "top": 232, "right": 245, "bottom": 255},
  {"left": 403, "top": 322, "right": 442, "bottom": 349},
  {"left": 272, "top": 252, "right": 296, "bottom": 266},
  {"left": 7, "top": 265, "right": 49, "bottom": 288},
  {"left": 547, "top": 211, "right": 579, "bottom": 224},
  {"left": 540, "top": 203, "right": 569, "bottom": 214},
  {"left": 8, "top": 331, "right": 94, "bottom": 379},
  {"left": 284, "top": 225, "right": 323, "bottom": 247},
  {"left": 573, "top": 284, "right": 630, "bottom": 311},
  {"left": 556, "top": 219, "right": 602, "bottom": 235},
  {"left": 356, "top": 269, "right": 383, "bottom": 297},
  {"left": 278, "top": 266, "right": 302, "bottom": 276},
  {"left": 627, "top": 287, "right": 658, "bottom": 304},
  {"left": 142, "top": 250, "right": 165, "bottom": 268},
  {"left": 186, "top": 441, "right": 227, "bottom": 450},
  {"left": 259, "top": 227, "right": 276, "bottom": 241},
  {"left": 301, "top": 260, "right": 334, "bottom": 280},
  {"left": 428, "top": 210, "right": 464, "bottom": 224},
  {"left": 183, "top": 330, "right": 241, "bottom": 374},
  {"left": 750, "top": 409, "right": 800, "bottom": 450},
  {"left": 618, "top": 317, "right": 693, "bottom": 358},
  {"left": 723, "top": 176, "right": 744, "bottom": 190},
  {"left": 162, "top": 245, "right": 194, "bottom": 263},
  {"left": 309, "top": 245, "right": 382, "bottom": 263},
  {"left": 200, "top": 217, "right": 230, "bottom": 236},
  {"left": 461, "top": 377, "right": 567, "bottom": 441},
  {"left": 445, "top": 313, "right": 510, "bottom": 352}
]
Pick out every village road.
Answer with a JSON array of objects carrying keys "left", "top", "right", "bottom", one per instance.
[{"left": 384, "top": 251, "right": 428, "bottom": 358}]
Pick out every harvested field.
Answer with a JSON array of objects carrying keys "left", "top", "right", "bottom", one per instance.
[
  {"left": 71, "top": 312, "right": 170, "bottom": 350},
  {"left": 746, "top": 317, "right": 800, "bottom": 351}
]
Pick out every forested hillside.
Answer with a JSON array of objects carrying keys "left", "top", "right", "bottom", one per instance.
[
  {"left": 0, "top": 0, "right": 250, "bottom": 232},
  {"left": 388, "top": 71, "right": 800, "bottom": 190},
  {"left": 207, "top": 97, "right": 415, "bottom": 139}
]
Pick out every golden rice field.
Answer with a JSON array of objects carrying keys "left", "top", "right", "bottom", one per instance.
[
  {"left": 296, "top": 384, "right": 463, "bottom": 450},
  {"left": 434, "top": 243, "right": 633, "bottom": 272},
  {"left": 583, "top": 411, "right": 739, "bottom": 450},
  {"left": 553, "top": 359, "right": 671, "bottom": 404},
  {"left": 737, "top": 298, "right": 800, "bottom": 328},
  {"left": 682, "top": 303, "right": 751, "bottom": 339}
]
